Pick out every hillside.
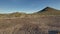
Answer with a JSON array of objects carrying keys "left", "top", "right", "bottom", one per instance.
[{"left": 35, "top": 7, "right": 60, "bottom": 15}]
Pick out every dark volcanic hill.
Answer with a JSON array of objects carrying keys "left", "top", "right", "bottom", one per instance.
[{"left": 36, "top": 7, "right": 60, "bottom": 15}]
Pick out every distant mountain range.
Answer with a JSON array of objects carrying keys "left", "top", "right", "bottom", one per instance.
[{"left": 0, "top": 7, "right": 60, "bottom": 17}]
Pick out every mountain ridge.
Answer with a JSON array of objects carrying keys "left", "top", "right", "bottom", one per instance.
[{"left": 0, "top": 7, "right": 60, "bottom": 18}]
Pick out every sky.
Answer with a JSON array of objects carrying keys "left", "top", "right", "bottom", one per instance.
[{"left": 0, "top": 0, "right": 60, "bottom": 13}]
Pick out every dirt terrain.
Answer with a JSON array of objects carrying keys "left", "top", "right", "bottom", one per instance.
[{"left": 0, "top": 16, "right": 59, "bottom": 34}]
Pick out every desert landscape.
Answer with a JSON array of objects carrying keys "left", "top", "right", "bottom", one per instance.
[{"left": 0, "top": 7, "right": 60, "bottom": 34}]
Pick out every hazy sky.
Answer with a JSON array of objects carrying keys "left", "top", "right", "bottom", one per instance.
[{"left": 0, "top": 0, "right": 60, "bottom": 13}]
